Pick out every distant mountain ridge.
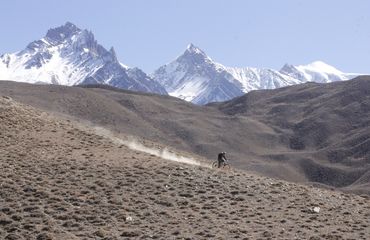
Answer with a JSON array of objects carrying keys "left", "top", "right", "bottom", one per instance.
[
  {"left": 0, "top": 22, "right": 167, "bottom": 95},
  {"left": 152, "top": 44, "right": 360, "bottom": 104},
  {"left": 0, "top": 23, "right": 362, "bottom": 103}
]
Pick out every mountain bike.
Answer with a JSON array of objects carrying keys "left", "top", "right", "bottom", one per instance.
[{"left": 211, "top": 160, "right": 231, "bottom": 169}]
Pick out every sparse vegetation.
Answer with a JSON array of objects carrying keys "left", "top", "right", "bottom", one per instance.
[{"left": 1, "top": 96, "right": 369, "bottom": 239}]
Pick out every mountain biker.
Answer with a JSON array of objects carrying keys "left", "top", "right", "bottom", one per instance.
[{"left": 217, "top": 152, "right": 228, "bottom": 168}]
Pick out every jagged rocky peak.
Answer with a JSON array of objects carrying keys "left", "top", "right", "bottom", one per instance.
[
  {"left": 71, "top": 29, "right": 98, "bottom": 51},
  {"left": 93, "top": 46, "right": 118, "bottom": 64},
  {"left": 279, "top": 63, "right": 297, "bottom": 74},
  {"left": 45, "top": 22, "right": 81, "bottom": 44},
  {"left": 185, "top": 43, "right": 206, "bottom": 55},
  {"left": 177, "top": 43, "right": 211, "bottom": 65},
  {"left": 109, "top": 47, "right": 118, "bottom": 62},
  {"left": 182, "top": 43, "right": 207, "bottom": 57}
]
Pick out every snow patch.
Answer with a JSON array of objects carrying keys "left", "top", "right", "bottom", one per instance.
[
  {"left": 169, "top": 76, "right": 209, "bottom": 101},
  {"left": 302, "top": 61, "right": 343, "bottom": 75}
]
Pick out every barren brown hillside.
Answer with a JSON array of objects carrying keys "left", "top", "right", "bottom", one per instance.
[
  {"left": 215, "top": 76, "right": 370, "bottom": 193},
  {"left": 1, "top": 95, "right": 370, "bottom": 239},
  {"left": 0, "top": 77, "right": 369, "bottom": 195}
]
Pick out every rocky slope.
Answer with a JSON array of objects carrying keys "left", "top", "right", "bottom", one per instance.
[{"left": 1, "top": 96, "right": 369, "bottom": 239}]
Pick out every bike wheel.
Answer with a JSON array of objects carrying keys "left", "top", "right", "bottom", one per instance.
[{"left": 211, "top": 161, "right": 218, "bottom": 168}]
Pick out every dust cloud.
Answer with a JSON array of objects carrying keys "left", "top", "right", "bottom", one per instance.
[{"left": 93, "top": 126, "right": 203, "bottom": 167}]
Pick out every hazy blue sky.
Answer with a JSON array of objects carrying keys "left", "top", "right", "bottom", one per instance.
[{"left": 1, "top": 0, "right": 369, "bottom": 73}]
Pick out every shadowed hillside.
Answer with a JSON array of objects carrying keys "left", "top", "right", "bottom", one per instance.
[
  {"left": 0, "top": 76, "right": 369, "bottom": 194},
  {"left": 214, "top": 76, "right": 370, "bottom": 193}
]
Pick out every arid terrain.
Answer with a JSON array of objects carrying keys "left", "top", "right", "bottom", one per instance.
[
  {"left": 0, "top": 77, "right": 369, "bottom": 194},
  {"left": 1, "top": 94, "right": 370, "bottom": 239}
]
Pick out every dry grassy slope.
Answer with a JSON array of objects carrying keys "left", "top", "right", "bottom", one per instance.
[
  {"left": 0, "top": 81, "right": 295, "bottom": 181},
  {"left": 1, "top": 96, "right": 370, "bottom": 239},
  {"left": 0, "top": 77, "right": 369, "bottom": 194}
]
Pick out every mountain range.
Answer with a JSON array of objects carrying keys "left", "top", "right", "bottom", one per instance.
[
  {"left": 0, "top": 22, "right": 167, "bottom": 95},
  {"left": 152, "top": 44, "right": 359, "bottom": 104},
  {"left": 0, "top": 22, "right": 361, "bottom": 104}
]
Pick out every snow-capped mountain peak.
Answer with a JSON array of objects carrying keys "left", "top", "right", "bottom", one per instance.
[
  {"left": 0, "top": 22, "right": 167, "bottom": 95},
  {"left": 279, "top": 61, "right": 357, "bottom": 83},
  {"left": 302, "top": 61, "right": 343, "bottom": 74},
  {"left": 175, "top": 43, "right": 214, "bottom": 66},
  {"left": 185, "top": 43, "right": 206, "bottom": 55},
  {"left": 281, "top": 61, "right": 343, "bottom": 75},
  {"left": 152, "top": 44, "right": 243, "bottom": 104}
]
